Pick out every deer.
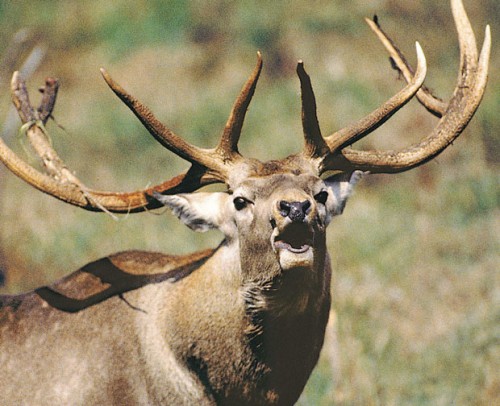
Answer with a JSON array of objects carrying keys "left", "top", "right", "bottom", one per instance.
[{"left": 0, "top": 0, "right": 490, "bottom": 404}]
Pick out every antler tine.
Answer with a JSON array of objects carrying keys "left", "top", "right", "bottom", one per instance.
[
  {"left": 216, "top": 52, "right": 263, "bottom": 161},
  {"left": 330, "top": 0, "right": 491, "bottom": 174},
  {"left": 364, "top": 16, "right": 447, "bottom": 117},
  {"left": 296, "top": 61, "right": 329, "bottom": 159},
  {"left": 324, "top": 42, "right": 427, "bottom": 155},
  {"left": 99, "top": 69, "right": 215, "bottom": 169},
  {"left": 452, "top": 0, "right": 479, "bottom": 80}
]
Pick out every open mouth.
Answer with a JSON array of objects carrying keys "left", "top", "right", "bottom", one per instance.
[{"left": 272, "top": 223, "right": 314, "bottom": 254}]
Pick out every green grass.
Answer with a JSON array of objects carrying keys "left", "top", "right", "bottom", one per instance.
[{"left": 1, "top": 1, "right": 498, "bottom": 404}]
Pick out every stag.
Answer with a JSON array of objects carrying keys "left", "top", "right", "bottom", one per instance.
[{"left": 0, "top": 0, "right": 490, "bottom": 404}]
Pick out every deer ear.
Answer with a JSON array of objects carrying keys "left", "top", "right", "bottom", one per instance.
[
  {"left": 324, "top": 170, "right": 366, "bottom": 216},
  {"left": 153, "top": 192, "right": 231, "bottom": 233}
]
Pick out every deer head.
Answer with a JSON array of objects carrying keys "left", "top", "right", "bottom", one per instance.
[
  {"left": 154, "top": 169, "right": 363, "bottom": 283},
  {"left": 0, "top": 0, "right": 490, "bottom": 288}
]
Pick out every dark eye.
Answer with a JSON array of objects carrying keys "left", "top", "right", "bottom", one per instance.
[
  {"left": 314, "top": 191, "right": 328, "bottom": 205},
  {"left": 233, "top": 197, "right": 248, "bottom": 211}
]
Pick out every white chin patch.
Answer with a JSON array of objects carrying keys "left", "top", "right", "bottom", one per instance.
[
  {"left": 271, "top": 223, "right": 315, "bottom": 269},
  {"left": 275, "top": 244, "right": 314, "bottom": 269}
]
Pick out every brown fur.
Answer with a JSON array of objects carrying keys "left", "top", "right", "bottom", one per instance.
[{"left": 0, "top": 247, "right": 330, "bottom": 405}]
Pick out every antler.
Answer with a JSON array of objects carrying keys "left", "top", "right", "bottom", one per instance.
[
  {"left": 0, "top": 0, "right": 490, "bottom": 213},
  {"left": 0, "top": 54, "right": 263, "bottom": 213},
  {"left": 301, "top": 0, "right": 490, "bottom": 175}
]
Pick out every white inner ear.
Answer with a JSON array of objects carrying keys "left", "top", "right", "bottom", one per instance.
[
  {"left": 155, "top": 192, "right": 235, "bottom": 236},
  {"left": 324, "top": 170, "right": 366, "bottom": 217}
]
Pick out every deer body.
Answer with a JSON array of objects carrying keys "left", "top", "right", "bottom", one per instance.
[
  {"left": 0, "top": 172, "right": 347, "bottom": 405},
  {"left": 0, "top": 1, "right": 490, "bottom": 404}
]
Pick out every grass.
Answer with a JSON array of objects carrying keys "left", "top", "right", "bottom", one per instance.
[{"left": 1, "top": 1, "right": 498, "bottom": 404}]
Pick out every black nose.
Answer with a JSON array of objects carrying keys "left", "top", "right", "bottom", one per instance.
[{"left": 279, "top": 200, "right": 311, "bottom": 222}]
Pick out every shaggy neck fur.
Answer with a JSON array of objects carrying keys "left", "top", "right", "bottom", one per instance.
[{"left": 239, "top": 235, "right": 331, "bottom": 404}]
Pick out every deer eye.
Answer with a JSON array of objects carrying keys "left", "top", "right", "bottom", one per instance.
[
  {"left": 233, "top": 197, "right": 249, "bottom": 211},
  {"left": 314, "top": 191, "right": 328, "bottom": 205}
]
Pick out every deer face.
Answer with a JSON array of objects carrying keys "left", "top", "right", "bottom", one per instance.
[{"left": 156, "top": 170, "right": 363, "bottom": 275}]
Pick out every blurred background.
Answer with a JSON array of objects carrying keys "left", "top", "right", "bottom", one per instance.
[{"left": 0, "top": 0, "right": 498, "bottom": 404}]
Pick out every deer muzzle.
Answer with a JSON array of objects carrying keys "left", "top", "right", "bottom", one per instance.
[{"left": 271, "top": 199, "right": 316, "bottom": 269}]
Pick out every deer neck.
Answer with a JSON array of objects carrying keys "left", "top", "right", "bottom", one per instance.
[
  {"left": 159, "top": 238, "right": 331, "bottom": 404},
  {"left": 237, "top": 235, "right": 331, "bottom": 403}
]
